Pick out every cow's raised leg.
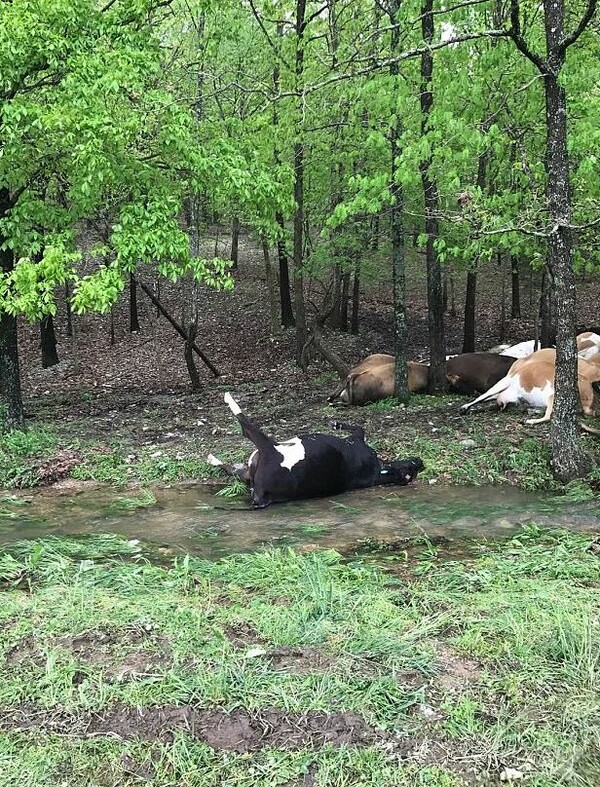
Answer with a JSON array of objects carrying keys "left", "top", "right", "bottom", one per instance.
[
  {"left": 224, "top": 393, "right": 278, "bottom": 453},
  {"left": 207, "top": 453, "right": 251, "bottom": 482}
]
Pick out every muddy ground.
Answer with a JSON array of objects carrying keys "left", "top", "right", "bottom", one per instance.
[{"left": 15, "top": 231, "right": 600, "bottom": 471}]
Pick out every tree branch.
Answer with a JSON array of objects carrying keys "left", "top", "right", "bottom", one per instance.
[
  {"left": 559, "top": 0, "right": 597, "bottom": 53},
  {"left": 508, "top": 0, "right": 548, "bottom": 73}
]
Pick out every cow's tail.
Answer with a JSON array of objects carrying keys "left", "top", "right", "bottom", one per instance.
[
  {"left": 459, "top": 376, "right": 511, "bottom": 412},
  {"left": 224, "top": 392, "right": 276, "bottom": 452}
]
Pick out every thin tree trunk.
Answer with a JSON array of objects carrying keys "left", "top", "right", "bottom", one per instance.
[
  {"left": 276, "top": 212, "right": 295, "bottom": 328},
  {"left": 135, "top": 278, "right": 220, "bottom": 376},
  {"left": 293, "top": 0, "right": 308, "bottom": 366},
  {"left": 420, "top": 0, "right": 446, "bottom": 392},
  {"left": 339, "top": 270, "right": 350, "bottom": 330},
  {"left": 272, "top": 22, "right": 294, "bottom": 329},
  {"left": 499, "top": 252, "right": 506, "bottom": 341},
  {"left": 262, "top": 238, "right": 280, "bottom": 337},
  {"left": 350, "top": 267, "right": 360, "bottom": 335},
  {"left": 388, "top": 2, "right": 408, "bottom": 402},
  {"left": 462, "top": 267, "right": 477, "bottom": 353},
  {"left": 130, "top": 273, "right": 140, "bottom": 332},
  {"left": 510, "top": 254, "right": 521, "bottom": 318},
  {"left": 0, "top": 187, "right": 24, "bottom": 429},
  {"left": 65, "top": 281, "right": 73, "bottom": 337},
  {"left": 184, "top": 318, "right": 202, "bottom": 392},
  {"left": 539, "top": 268, "right": 554, "bottom": 347},
  {"left": 230, "top": 215, "right": 240, "bottom": 270},
  {"left": 329, "top": 263, "right": 343, "bottom": 329},
  {"left": 40, "top": 315, "right": 59, "bottom": 368}
]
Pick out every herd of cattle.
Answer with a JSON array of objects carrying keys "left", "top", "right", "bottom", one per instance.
[{"left": 210, "top": 332, "right": 600, "bottom": 507}]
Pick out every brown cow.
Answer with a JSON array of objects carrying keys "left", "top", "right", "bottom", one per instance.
[
  {"left": 328, "top": 354, "right": 429, "bottom": 405},
  {"left": 445, "top": 353, "right": 518, "bottom": 395}
]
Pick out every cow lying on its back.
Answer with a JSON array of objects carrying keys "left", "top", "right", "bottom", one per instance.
[{"left": 208, "top": 393, "right": 424, "bottom": 508}]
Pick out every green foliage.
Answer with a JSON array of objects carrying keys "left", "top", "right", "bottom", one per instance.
[{"left": 216, "top": 477, "right": 248, "bottom": 500}]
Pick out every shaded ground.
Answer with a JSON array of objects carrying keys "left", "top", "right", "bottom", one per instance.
[{"left": 13, "top": 230, "right": 600, "bottom": 488}]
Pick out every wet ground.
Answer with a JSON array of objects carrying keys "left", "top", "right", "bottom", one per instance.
[{"left": 2, "top": 482, "right": 598, "bottom": 560}]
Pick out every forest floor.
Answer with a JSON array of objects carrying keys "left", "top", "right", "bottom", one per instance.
[
  {"left": 2, "top": 233, "right": 600, "bottom": 787},
  {"left": 6, "top": 230, "right": 600, "bottom": 493}
]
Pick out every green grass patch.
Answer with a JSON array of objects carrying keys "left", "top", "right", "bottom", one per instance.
[
  {"left": 69, "top": 443, "right": 213, "bottom": 486},
  {"left": 0, "top": 428, "right": 58, "bottom": 488},
  {"left": 0, "top": 527, "right": 598, "bottom": 785}
]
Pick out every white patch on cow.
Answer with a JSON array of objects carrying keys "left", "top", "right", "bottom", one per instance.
[
  {"left": 207, "top": 453, "right": 223, "bottom": 466},
  {"left": 224, "top": 392, "right": 241, "bottom": 415},
  {"left": 247, "top": 449, "right": 257, "bottom": 466},
  {"left": 274, "top": 437, "right": 305, "bottom": 470},
  {"left": 499, "top": 340, "right": 539, "bottom": 359}
]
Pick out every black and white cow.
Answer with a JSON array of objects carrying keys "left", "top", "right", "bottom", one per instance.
[{"left": 208, "top": 393, "right": 424, "bottom": 508}]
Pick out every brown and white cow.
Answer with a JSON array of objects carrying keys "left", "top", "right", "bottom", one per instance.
[
  {"left": 577, "top": 331, "right": 600, "bottom": 360},
  {"left": 460, "top": 348, "right": 600, "bottom": 433},
  {"left": 208, "top": 393, "right": 424, "bottom": 508},
  {"left": 488, "top": 332, "right": 599, "bottom": 361},
  {"left": 328, "top": 354, "right": 430, "bottom": 405}
]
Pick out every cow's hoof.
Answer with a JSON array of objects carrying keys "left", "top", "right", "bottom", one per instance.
[{"left": 330, "top": 420, "right": 342, "bottom": 430}]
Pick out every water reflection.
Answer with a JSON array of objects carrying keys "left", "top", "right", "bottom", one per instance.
[{"left": 1, "top": 482, "right": 598, "bottom": 560}]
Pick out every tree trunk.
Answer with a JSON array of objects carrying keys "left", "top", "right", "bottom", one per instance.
[
  {"left": 135, "top": 277, "right": 220, "bottom": 376},
  {"left": 339, "top": 270, "right": 350, "bottom": 330},
  {"left": 276, "top": 212, "right": 295, "bottom": 328},
  {"left": 370, "top": 215, "right": 379, "bottom": 251},
  {"left": 499, "top": 252, "right": 506, "bottom": 341},
  {"left": 262, "top": 238, "right": 280, "bottom": 337},
  {"left": 420, "top": 0, "right": 446, "bottom": 392},
  {"left": 388, "top": 2, "right": 408, "bottom": 402},
  {"left": 539, "top": 268, "right": 554, "bottom": 347},
  {"left": 543, "top": 0, "right": 590, "bottom": 479},
  {"left": 508, "top": 0, "right": 596, "bottom": 479},
  {"left": 65, "top": 281, "right": 73, "bottom": 337},
  {"left": 510, "top": 255, "right": 521, "bottom": 319},
  {"left": 130, "top": 273, "right": 140, "bottom": 332},
  {"left": 40, "top": 315, "right": 59, "bottom": 368},
  {"left": 184, "top": 319, "right": 202, "bottom": 392},
  {"left": 350, "top": 267, "right": 360, "bottom": 335},
  {"left": 230, "top": 215, "right": 240, "bottom": 270},
  {"left": 328, "top": 263, "right": 344, "bottom": 329},
  {"left": 293, "top": 0, "right": 308, "bottom": 367},
  {"left": 0, "top": 188, "right": 24, "bottom": 429},
  {"left": 273, "top": 22, "right": 295, "bottom": 329},
  {"left": 462, "top": 267, "right": 477, "bottom": 353}
]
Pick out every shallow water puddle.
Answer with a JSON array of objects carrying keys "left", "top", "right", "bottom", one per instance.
[{"left": 1, "top": 483, "right": 598, "bottom": 559}]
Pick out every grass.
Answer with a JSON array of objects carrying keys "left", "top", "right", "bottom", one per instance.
[
  {"left": 0, "top": 527, "right": 598, "bottom": 785},
  {"left": 0, "top": 427, "right": 58, "bottom": 487},
  {"left": 3, "top": 396, "right": 600, "bottom": 497}
]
